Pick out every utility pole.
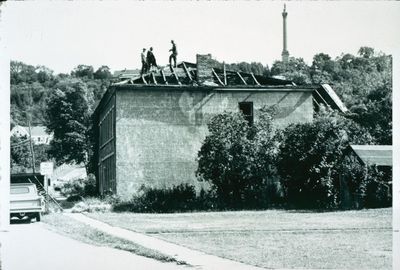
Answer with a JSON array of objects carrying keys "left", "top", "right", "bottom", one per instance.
[{"left": 28, "top": 121, "right": 36, "bottom": 174}]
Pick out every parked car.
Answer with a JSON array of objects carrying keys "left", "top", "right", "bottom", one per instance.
[{"left": 10, "top": 183, "right": 45, "bottom": 222}]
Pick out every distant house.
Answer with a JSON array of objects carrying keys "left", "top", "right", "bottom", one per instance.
[
  {"left": 11, "top": 125, "right": 53, "bottom": 145},
  {"left": 94, "top": 54, "right": 347, "bottom": 200},
  {"left": 51, "top": 163, "right": 87, "bottom": 190}
]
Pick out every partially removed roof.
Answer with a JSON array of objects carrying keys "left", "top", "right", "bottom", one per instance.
[
  {"left": 113, "top": 61, "right": 294, "bottom": 87},
  {"left": 111, "top": 54, "right": 347, "bottom": 113},
  {"left": 350, "top": 145, "right": 392, "bottom": 166}
]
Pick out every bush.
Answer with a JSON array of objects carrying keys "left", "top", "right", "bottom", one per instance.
[
  {"left": 60, "top": 173, "right": 97, "bottom": 201},
  {"left": 113, "top": 184, "right": 218, "bottom": 213},
  {"left": 363, "top": 166, "right": 392, "bottom": 208},
  {"left": 196, "top": 109, "right": 281, "bottom": 209},
  {"left": 277, "top": 108, "right": 374, "bottom": 209}
]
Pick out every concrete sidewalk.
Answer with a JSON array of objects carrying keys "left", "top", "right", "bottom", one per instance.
[{"left": 65, "top": 213, "right": 265, "bottom": 270}]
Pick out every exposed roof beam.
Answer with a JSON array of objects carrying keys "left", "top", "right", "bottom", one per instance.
[
  {"left": 151, "top": 73, "right": 158, "bottom": 85},
  {"left": 223, "top": 64, "right": 227, "bottom": 86},
  {"left": 250, "top": 72, "right": 261, "bottom": 86},
  {"left": 313, "top": 89, "right": 329, "bottom": 107},
  {"left": 212, "top": 68, "right": 225, "bottom": 86},
  {"left": 312, "top": 97, "right": 321, "bottom": 108},
  {"left": 182, "top": 62, "right": 193, "bottom": 81},
  {"left": 171, "top": 67, "right": 182, "bottom": 85},
  {"left": 236, "top": 72, "right": 247, "bottom": 85},
  {"left": 160, "top": 69, "right": 168, "bottom": 85},
  {"left": 141, "top": 75, "right": 148, "bottom": 85}
]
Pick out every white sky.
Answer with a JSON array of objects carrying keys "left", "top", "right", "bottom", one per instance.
[{"left": 2, "top": 1, "right": 400, "bottom": 74}]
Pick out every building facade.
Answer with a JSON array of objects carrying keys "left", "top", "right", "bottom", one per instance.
[{"left": 94, "top": 54, "right": 346, "bottom": 200}]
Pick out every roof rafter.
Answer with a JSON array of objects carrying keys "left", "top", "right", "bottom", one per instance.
[
  {"left": 182, "top": 62, "right": 193, "bottom": 81},
  {"left": 151, "top": 73, "right": 158, "bottom": 85},
  {"left": 223, "top": 64, "right": 227, "bottom": 86},
  {"left": 160, "top": 69, "right": 168, "bottom": 85},
  {"left": 212, "top": 68, "right": 225, "bottom": 86},
  {"left": 171, "top": 67, "right": 182, "bottom": 85},
  {"left": 250, "top": 72, "right": 261, "bottom": 86},
  {"left": 236, "top": 72, "right": 247, "bottom": 85},
  {"left": 313, "top": 89, "right": 329, "bottom": 107},
  {"left": 141, "top": 75, "right": 148, "bottom": 85}
]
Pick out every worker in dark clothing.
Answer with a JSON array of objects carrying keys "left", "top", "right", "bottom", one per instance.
[
  {"left": 140, "top": 48, "right": 147, "bottom": 75},
  {"left": 147, "top": 47, "right": 158, "bottom": 71},
  {"left": 169, "top": 40, "right": 178, "bottom": 68}
]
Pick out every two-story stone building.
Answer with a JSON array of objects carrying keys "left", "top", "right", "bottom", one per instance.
[{"left": 94, "top": 54, "right": 347, "bottom": 200}]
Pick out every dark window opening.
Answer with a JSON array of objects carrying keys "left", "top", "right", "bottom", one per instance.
[{"left": 239, "top": 102, "right": 254, "bottom": 125}]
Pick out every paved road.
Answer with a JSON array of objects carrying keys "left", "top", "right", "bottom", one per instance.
[{"left": 0, "top": 221, "right": 190, "bottom": 270}]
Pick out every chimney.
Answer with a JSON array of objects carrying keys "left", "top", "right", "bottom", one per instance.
[{"left": 196, "top": 54, "right": 214, "bottom": 85}]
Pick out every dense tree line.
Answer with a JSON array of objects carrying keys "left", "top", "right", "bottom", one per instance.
[
  {"left": 10, "top": 61, "right": 112, "bottom": 173},
  {"left": 269, "top": 47, "right": 392, "bottom": 144}
]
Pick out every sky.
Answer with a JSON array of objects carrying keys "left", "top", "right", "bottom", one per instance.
[{"left": 1, "top": 1, "right": 400, "bottom": 74}]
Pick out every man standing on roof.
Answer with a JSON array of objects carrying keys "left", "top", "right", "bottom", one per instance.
[
  {"left": 147, "top": 47, "right": 158, "bottom": 71},
  {"left": 140, "top": 48, "right": 147, "bottom": 75},
  {"left": 169, "top": 40, "right": 178, "bottom": 69}
]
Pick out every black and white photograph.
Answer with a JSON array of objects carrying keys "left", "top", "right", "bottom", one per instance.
[{"left": 0, "top": 1, "right": 399, "bottom": 270}]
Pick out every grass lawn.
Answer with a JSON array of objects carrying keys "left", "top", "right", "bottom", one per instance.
[
  {"left": 87, "top": 208, "right": 392, "bottom": 269},
  {"left": 42, "top": 213, "right": 183, "bottom": 264}
]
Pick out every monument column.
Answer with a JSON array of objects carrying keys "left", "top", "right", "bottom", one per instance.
[{"left": 281, "top": 4, "right": 289, "bottom": 63}]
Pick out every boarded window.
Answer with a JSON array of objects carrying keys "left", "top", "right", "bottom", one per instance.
[{"left": 239, "top": 102, "right": 254, "bottom": 125}]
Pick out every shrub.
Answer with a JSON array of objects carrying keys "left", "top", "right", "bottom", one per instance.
[
  {"left": 60, "top": 173, "right": 98, "bottom": 200},
  {"left": 112, "top": 184, "right": 218, "bottom": 213},
  {"left": 363, "top": 166, "right": 392, "bottom": 208},
  {"left": 277, "top": 108, "right": 374, "bottom": 209},
  {"left": 196, "top": 109, "right": 280, "bottom": 209}
]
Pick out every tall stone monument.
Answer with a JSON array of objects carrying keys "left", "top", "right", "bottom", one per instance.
[{"left": 281, "top": 4, "right": 290, "bottom": 63}]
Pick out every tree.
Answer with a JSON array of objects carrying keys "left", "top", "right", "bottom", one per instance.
[
  {"left": 10, "top": 135, "right": 50, "bottom": 174},
  {"left": 310, "top": 53, "right": 337, "bottom": 84},
  {"left": 10, "top": 61, "right": 38, "bottom": 84},
  {"left": 277, "top": 108, "right": 374, "bottom": 208},
  {"left": 347, "top": 82, "right": 392, "bottom": 144},
  {"left": 36, "top": 65, "right": 54, "bottom": 84},
  {"left": 46, "top": 78, "right": 91, "bottom": 170},
  {"left": 358, "top": 47, "right": 375, "bottom": 59},
  {"left": 270, "top": 57, "right": 312, "bottom": 85},
  {"left": 196, "top": 109, "right": 279, "bottom": 209},
  {"left": 71, "top": 65, "right": 94, "bottom": 79},
  {"left": 94, "top": 65, "right": 112, "bottom": 80}
]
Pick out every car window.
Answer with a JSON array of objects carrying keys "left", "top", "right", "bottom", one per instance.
[{"left": 11, "top": 187, "right": 30, "bottom": 194}]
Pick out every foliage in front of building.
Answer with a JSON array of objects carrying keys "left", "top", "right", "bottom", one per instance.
[
  {"left": 112, "top": 184, "right": 218, "bottom": 213},
  {"left": 196, "top": 109, "right": 283, "bottom": 209},
  {"left": 196, "top": 108, "right": 391, "bottom": 210},
  {"left": 340, "top": 160, "right": 392, "bottom": 209},
  {"left": 277, "top": 109, "right": 374, "bottom": 208},
  {"left": 60, "top": 174, "right": 97, "bottom": 201},
  {"left": 362, "top": 166, "right": 392, "bottom": 208}
]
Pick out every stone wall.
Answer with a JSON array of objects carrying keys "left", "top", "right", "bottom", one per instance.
[{"left": 115, "top": 87, "right": 313, "bottom": 200}]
